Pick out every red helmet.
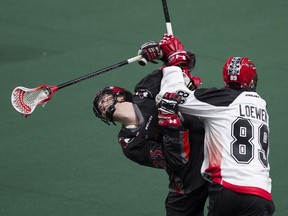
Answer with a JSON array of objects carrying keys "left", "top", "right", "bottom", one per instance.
[{"left": 223, "top": 57, "right": 257, "bottom": 89}]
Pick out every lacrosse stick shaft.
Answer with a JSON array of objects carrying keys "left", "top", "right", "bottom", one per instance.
[
  {"left": 138, "top": 0, "right": 173, "bottom": 66},
  {"left": 11, "top": 55, "right": 142, "bottom": 116},
  {"left": 162, "top": 0, "right": 173, "bottom": 35},
  {"left": 57, "top": 55, "right": 142, "bottom": 90}
]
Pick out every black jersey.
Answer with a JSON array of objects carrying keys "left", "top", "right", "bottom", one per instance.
[{"left": 118, "top": 70, "right": 208, "bottom": 194}]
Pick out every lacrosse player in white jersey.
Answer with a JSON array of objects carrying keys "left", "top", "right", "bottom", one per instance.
[{"left": 144, "top": 34, "right": 275, "bottom": 215}]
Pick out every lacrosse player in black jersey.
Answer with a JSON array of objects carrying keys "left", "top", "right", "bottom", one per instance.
[
  {"left": 92, "top": 43, "right": 209, "bottom": 216},
  {"left": 144, "top": 33, "right": 275, "bottom": 216}
]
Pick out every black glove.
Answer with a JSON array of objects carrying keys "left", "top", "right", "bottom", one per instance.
[{"left": 137, "top": 41, "right": 163, "bottom": 66}]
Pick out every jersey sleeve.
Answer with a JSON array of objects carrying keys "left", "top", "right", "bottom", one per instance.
[
  {"left": 118, "top": 125, "right": 166, "bottom": 169},
  {"left": 161, "top": 126, "right": 190, "bottom": 170},
  {"left": 158, "top": 66, "right": 187, "bottom": 96},
  {"left": 134, "top": 69, "right": 163, "bottom": 99},
  {"left": 157, "top": 66, "right": 229, "bottom": 118},
  {"left": 118, "top": 123, "right": 191, "bottom": 170}
]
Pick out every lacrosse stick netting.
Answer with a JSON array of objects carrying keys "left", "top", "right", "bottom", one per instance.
[{"left": 11, "top": 85, "right": 58, "bottom": 115}]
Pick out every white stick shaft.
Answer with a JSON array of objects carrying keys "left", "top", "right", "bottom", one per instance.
[
  {"left": 128, "top": 55, "right": 142, "bottom": 63},
  {"left": 166, "top": 23, "right": 173, "bottom": 35}
]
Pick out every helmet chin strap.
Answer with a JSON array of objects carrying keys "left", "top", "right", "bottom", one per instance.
[
  {"left": 105, "top": 96, "right": 125, "bottom": 125},
  {"left": 105, "top": 98, "right": 120, "bottom": 125},
  {"left": 249, "top": 77, "right": 258, "bottom": 89},
  {"left": 105, "top": 104, "right": 116, "bottom": 125}
]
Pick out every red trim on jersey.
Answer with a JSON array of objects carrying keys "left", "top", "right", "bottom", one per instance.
[
  {"left": 205, "top": 165, "right": 221, "bottom": 178},
  {"left": 205, "top": 166, "right": 272, "bottom": 201},
  {"left": 213, "top": 178, "right": 272, "bottom": 201},
  {"left": 183, "top": 130, "right": 190, "bottom": 161}
]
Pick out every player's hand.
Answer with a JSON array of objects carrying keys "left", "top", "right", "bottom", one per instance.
[
  {"left": 159, "top": 34, "right": 201, "bottom": 90},
  {"left": 137, "top": 41, "right": 163, "bottom": 66},
  {"left": 157, "top": 92, "right": 182, "bottom": 127},
  {"left": 159, "top": 34, "right": 191, "bottom": 69}
]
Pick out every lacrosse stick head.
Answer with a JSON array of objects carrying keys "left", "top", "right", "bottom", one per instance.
[{"left": 11, "top": 84, "right": 58, "bottom": 117}]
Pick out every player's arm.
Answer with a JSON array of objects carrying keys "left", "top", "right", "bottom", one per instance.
[
  {"left": 118, "top": 126, "right": 167, "bottom": 169},
  {"left": 118, "top": 124, "right": 190, "bottom": 170},
  {"left": 118, "top": 108, "right": 191, "bottom": 170},
  {"left": 159, "top": 66, "right": 189, "bottom": 94},
  {"left": 157, "top": 92, "right": 190, "bottom": 170},
  {"left": 157, "top": 34, "right": 194, "bottom": 94},
  {"left": 137, "top": 34, "right": 201, "bottom": 90},
  {"left": 154, "top": 34, "right": 206, "bottom": 116},
  {"left": 161, "top": 127, "right": 190, "bottom": 170}
]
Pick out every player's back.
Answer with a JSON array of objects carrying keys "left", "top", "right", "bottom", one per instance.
[{"left": 187, "top": 88, "right": 272, "bottom": 201}]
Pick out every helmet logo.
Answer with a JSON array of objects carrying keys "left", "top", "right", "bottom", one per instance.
[{"left": 228, "top": 57, "right": 242, "bottom": 81}]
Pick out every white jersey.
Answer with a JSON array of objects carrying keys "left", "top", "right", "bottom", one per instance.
[{"left": 158, "top": 66, "right": 272, "bottom": 201}]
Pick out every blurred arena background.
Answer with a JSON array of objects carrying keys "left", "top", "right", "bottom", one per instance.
[{"left": 1, "top": 0, "right": 287, "bottom": 215}]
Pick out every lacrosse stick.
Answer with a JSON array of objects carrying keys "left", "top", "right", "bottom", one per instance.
[
  {"left": 138, "top": 0, "right": 173, "bottom": 66},
  {"left": 162, "top": 0, "right": 173, "bottom": 35},
  {"left": 11, "top": 55, "right": 142, "bottom": 117}
]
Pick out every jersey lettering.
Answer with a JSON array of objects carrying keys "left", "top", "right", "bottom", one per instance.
[{"left": 239, "top": 104, "right": 268, "bottom": 123}]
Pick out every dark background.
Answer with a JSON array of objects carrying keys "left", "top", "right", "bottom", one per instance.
[{"left": 1, "top": 0, "right": 287, "bottom": 215}]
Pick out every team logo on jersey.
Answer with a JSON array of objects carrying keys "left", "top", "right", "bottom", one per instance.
[
  {"left": 135, "top": 90, "right": 152, "bottom": 99},
  {"left": 174, "top": 176, "right": 184, "bottom": 190},
  {"left": 228, "top": 57, "right": 242, "bottom": 81},
  {"left": 118, "top": 137, "right": 134, "bottom": 148},
  {"left": 150, "top": 150, "right": 166, "bottom": 168}
]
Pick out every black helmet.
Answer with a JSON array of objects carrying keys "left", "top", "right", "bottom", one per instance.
[{"left": 93, "top": 86, "right": 133, "bottom": 125}]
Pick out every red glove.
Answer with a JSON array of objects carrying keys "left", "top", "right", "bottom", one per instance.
[
  {"left": 157, "top": 92, "right": 182, "bottom": 127},
  {"left": 159, "top": 34, "right": 202, "bottom": 90},
  {"left": 159, "top": 34, "right": 191, "bottom": 69}
]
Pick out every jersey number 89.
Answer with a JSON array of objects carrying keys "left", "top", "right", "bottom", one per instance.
[{"left": 231, "top": 118, "right": 269, "bottom": 168}]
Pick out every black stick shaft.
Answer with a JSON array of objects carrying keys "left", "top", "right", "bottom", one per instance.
[
  {"left": 161, "top": 0, "right": 173, "bottom": 35},
  {"left": 162, "top": 0, "right": 170, "bottom": 22},
  {"left": 57, "top": 55, "right": 142, "bottom": 90}
]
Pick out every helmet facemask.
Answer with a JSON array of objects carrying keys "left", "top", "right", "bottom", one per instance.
[{"left": 93, "top": 87, "right": 133, "bottom": 125}]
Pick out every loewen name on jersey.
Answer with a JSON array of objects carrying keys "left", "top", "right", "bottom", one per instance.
[{"left": 239, "top": 104, "right": 268, "bottom": 123}]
